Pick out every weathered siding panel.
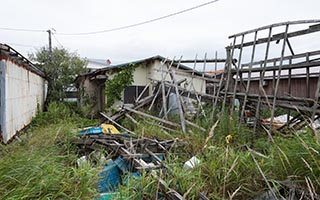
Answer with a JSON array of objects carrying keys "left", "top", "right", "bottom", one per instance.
[
  {"left": 239, "top": 77, "right": 318, "bottom": 99},
  {"left": 2, "top": 60, "right": 46, "bottom": 143}
]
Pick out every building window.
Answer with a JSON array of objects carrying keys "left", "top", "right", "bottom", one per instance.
[{"left": 124, "top": 85, "right": 148, "bottom": 104}]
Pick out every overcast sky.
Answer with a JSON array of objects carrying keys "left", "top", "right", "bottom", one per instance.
[{"left": 1, "top": 0, "right": 320, "bottom": 65}]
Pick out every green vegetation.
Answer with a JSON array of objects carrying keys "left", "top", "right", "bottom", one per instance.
[
  {"left": 116, "top": 108, "right": 320, "bottom": 199},
  {"left": 30, "top": 47, "right": 87, "bottom": 105},
  {"left": 105, "top": 64, "right": 135, "bottom": 108},
  {"left": 0, "top": 103, "right": 319, "bottom": 199},
  {"left": 0, "top": 102, "right": 99, "bottom": 200}
]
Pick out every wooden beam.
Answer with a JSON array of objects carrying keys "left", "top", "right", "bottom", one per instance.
[
  {"left": 100, "top": 112, "right": 136, "bottom": 135},
  {"left": 229, "top": 20, "right": 320, "bottom": 38},
  {"left": 123, "top": 106, "right": 180, "bottom": 128},
  {"left": 233, "top": 60, "right": 320, "bottom": 73},
  {"left": 168, "top": 62, "right": 187, "bottom": 133},
  {"left": 241, "top": 50, "right": 320, "bottom": 68}
]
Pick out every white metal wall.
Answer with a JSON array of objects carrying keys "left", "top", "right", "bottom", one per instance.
[{"left": 2, "top": 60, "right": 47, "bottom": 143}]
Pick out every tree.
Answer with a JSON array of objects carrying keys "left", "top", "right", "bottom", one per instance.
[{"left": 30, "top": 47, "right": 87, "bottom": 106}]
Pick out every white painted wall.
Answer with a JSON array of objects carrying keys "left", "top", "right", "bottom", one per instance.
[
  {"left": 148, "top": 60, "right": 205, "bottom": 93},
  {"left": 132, "top": 64, "right": 148, "bottom": 86},
  {"left": 2, "top": 60, "right": 47, "bottom": 143}
]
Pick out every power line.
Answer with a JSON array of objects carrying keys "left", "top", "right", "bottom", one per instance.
[
  {"left": 0, "top": 27, "right": 45, "bottom": 33},
  {"left": 6, "top": 42, "right": 42, "bottom": 48},
  {"left": 0, "top": 0, "right": 219, "bottom": 37},
  {"left": 56, "top": 0, "right": 219, "bottom": 36},
  {"left": 52, "top": 33, "right": 63, "bottom": 48}
]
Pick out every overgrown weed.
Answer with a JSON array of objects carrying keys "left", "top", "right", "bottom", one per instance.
[
  {"left": 0, "top": 102, "right": 99, "bottom": 199},
  {"left": 117, "top": 106, "right": 320, "bottom": 199}
]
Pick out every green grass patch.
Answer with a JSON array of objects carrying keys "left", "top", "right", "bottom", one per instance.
[
  {"left": 116, "top": 109, "right": 320, "bottom": 199},
  {"left": 0, "top": 102, "right": 99, "bottom": 200}
]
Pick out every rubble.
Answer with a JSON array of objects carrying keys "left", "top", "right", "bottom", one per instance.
[{"left": 72, "top": 126, "right": 187, "bottom": 199}]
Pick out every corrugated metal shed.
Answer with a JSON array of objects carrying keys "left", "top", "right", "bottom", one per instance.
[{"left": 0, "top": 43, "right": 47, "bottom": 143}]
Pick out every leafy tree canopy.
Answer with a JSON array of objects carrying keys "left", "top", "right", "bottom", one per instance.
[{"left": 30, "top": 47, "right": 87, "bottom": 104}]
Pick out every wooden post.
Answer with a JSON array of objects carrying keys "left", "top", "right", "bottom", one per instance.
[
  {"left": 269, "top": 24, "right": 290, "bottom": 136},
  {"left": 187, "top": 54, "right": 198, "bottom": 100},
  {"left": 161, "top": 57, "right": 169, "bottom": 119},
  {"left": 149, "top": 57, "right": 175, "bottom": 111},
  {"left": 168, "top": 56, "right": 187, "bottom": 133},
  {"left": 253, "top": 27, "right": 273, "bottom": 134},
  {"left": 230, "top": 34, "right": 245, "bottom": 131},
  {"left": 135, "top": 82, "right": 151, "bottom": 103},
  {"left": 306, "top": 52, "right": 310, "bottom": 98},
  {"left": 100, "top": 112, "right": 136, "bottom": 135},
  {"left": 223, "top": 37, "right": 237, "bottom": 110},
  {"left": 239, "top": 31, "right": 258, "bottom": 128},
  {"left": 312, "top": 69, "right": 320, "bottom": 122},
  {"left": 211, "top": 51, "right": 218, "bottom": 120},
  {"left": 287, "top": 59, "right": 292, "bottom": 125}
]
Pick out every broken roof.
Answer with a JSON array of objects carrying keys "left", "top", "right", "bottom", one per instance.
[
  {"left": 0, "top": 43, "right": 46, "bottom": 78},
  {"left": 78, "top": 55, "right": 207, "bottom": 78}
]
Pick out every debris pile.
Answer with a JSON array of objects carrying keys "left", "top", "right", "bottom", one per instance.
[{"left": 72, "top": 125, "right": 189, "bottom": 199}]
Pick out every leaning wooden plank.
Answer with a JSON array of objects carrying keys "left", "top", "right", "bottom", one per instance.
[
  {"left": 135, "top": 82, "right": 151, "bottom": 103},
  {"left": 231, "top": 24, "right": 320, "bottom": 48},
  {"left": 124, "top": 113, "right": 138, "bottom": 124},
  {"left": 110, "top": 95, "right": 155, "bottom": 122},
  {"left": 185, "top": 120, "right": 206, "bottom": 132},
  {"left": 169, "top": 69, "right": 186, "bottom": 133},
  {"left": 254, "top": 27, "right": 273, "bottom": 134},
  {"left": 234, "top": 60, "right": 320, "bottom": 73},
  {"left": 149, "top": 84, "right": 162, "bottom": 111},
  {"left": 158, "top": 178, "right": 185, "bottom": 200},
  {"left": 228, "top": 20, "right": 320, "bottom": 38},
  {"left": 100, "top": 112, "right": 136, "bottom": 135},
  {"left": 312, "top": 69, "right": 320, "bottom": 121},
  {"left": 145, "top": 148, "right": 168, "bottom": 168},
  {"left": 160, "top": 58, "right": 169, "bottom": 119},
  {"left": 123, "top": 106, "right": 180, "bottom": 128},
  {"left": 142, "top": 119, "right": 178, "bottom": 134},
  {"left": 199, "top": 192, "right": 210, "bottom": 200},
  {"left": 223, "top": 38, "right": 236, "bottom": 110},
  {"left": 239, "top": 31, "right": 258, "bottom": 128},
  {"left": 269, "top": 24, "right": 289, "bottom": 136},
  {"left": 241, "top": 49, "right": 320, "bottom": 68}
]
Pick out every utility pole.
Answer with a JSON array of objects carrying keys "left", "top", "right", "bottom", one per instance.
[{"left": 47, "top": 29, "right": 52, "bottom": 54}]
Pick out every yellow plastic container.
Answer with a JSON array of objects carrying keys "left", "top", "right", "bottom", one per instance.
[{"left": 101, "top": 124, "right": 120, "bottom": 134}]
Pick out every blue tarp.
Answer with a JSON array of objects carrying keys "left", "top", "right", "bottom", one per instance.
[
  {"left": 98, "top": 163, "right": 121, "bottom": 193},
  {"left": 79, "top": 127, "right": 103, "bottom": 135}
]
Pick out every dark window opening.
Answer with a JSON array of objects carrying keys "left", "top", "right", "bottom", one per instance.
[{"left": 124, "top": 85, "right": 148, "bottom": 104}]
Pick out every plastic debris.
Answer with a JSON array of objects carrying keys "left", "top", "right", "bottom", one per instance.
[
  {"left": 76, "top": 156, "right": 87, "bottom": 168},
  {"left": 99, "top": 192, "right": 119, "bottom": 200},
  {"left": 98, "top": 163, "right": 121, "bottom": 193},
  {"left": 114, "top": 157, "right": 132, "bottom": 172},
  {"left": 225, "top": 134, "right": 232, "bottom": 144},
  {"left": 79, "top": 127, "right": 103, "bottom": 135},
  {"left": 101, "top": 124, "right": 120, "bottom": 134},
  {"left": 183, "top": 156, "right": 200, "bottom": 170}
]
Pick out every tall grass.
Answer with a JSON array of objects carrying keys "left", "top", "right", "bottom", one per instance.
[
  {"left": 0, "top": 102, "right": 99, "bottom": 199},
  {"left": 117, "top": 108, "right": 320, "bottom": 199}
]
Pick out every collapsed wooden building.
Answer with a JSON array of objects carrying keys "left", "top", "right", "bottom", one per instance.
[
  {"left": 219, "top": 19, "right": 320, "bottom": 135},
  {"left": 76, "top": 20, "right": 320, "bottom": 137}
]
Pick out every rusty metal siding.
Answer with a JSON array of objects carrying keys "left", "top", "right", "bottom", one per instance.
[
  {"left": 2, "top": 59, "right": 46, "bottom": 143},
  {"left": 241, "top": 77, "right": 318, "bottom": 99}
]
